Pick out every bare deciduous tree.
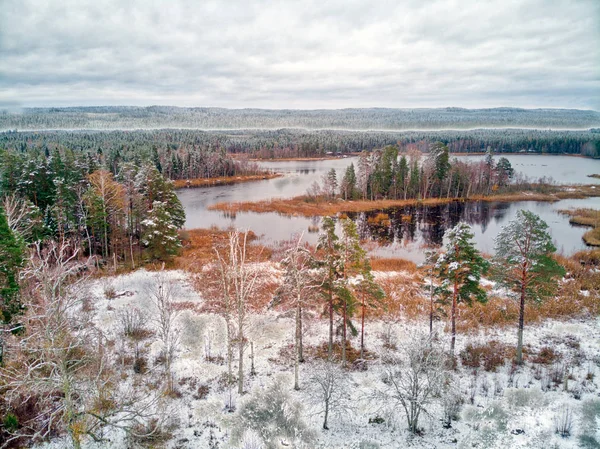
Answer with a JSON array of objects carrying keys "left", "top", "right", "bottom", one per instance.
[
  {"left": 148, "top": 273, "right": 180, "bottom": 394},
  {"left": 215, "top": 230, "right": 260, "bottom": 395},
  {"left": 0, "top": 241, "right": 159, "bottom": 448},
  {"left": 376, "top": 332, "right": 446, "bottom": 434},
  {"left": 309, "top": 360, "right": 351, "bottom": 430},
  {"left": 271, "top": 233, "right": 321, "bottom": 390}
]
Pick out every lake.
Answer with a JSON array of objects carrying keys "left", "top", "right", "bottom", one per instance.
[{"left": 177, "top": 155, "right": 600, "bottom": 262}]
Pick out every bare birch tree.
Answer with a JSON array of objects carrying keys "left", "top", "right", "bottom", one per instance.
[
  {"left": 215, "top": 230, "right": 260, "bottom": 395},
  {"left": 271, "top": 233, "right": 321, "bottom": 390},
  {"left": 149, "top": 272, "right": 180, "bottom": 394}
]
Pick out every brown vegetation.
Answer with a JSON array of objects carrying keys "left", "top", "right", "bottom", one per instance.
[
  {"left": 172, "top": 173, "right": 280, "bottom": 189},
  {"left": 209, "top": 185, "right": 600, "bottom": 218},
  {"left": 371, "top": 257, "right": 418, "bottom": 273},
  {"left": 558, "top": 208, "right": 600, "bottom": 246}
]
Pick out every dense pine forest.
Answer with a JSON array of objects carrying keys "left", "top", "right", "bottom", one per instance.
[
  {"left": 2, "top": 106, "right": 599, "bottom": 130},
  {"left": 1, "top": 127, "right": 599, "bottom": 164}
]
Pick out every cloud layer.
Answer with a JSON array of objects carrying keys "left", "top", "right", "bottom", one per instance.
[{"left": 1, "top": 0, "right": 599, "bottom": 109}]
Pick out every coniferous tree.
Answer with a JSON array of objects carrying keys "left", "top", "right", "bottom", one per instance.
[
  {"left": 141, "top": 201, "right": 182, "bottom": 261},
  {"left": 340, "top": 163, "right": 357, "bottom": 200},
  {"left": 0, "top": 206, "right": 24, "bottom": 326},
  {"left": 493, "top": 210, "right": 564, "bottom": 364},
  {"left": 435, "top": 222, "right": 488, "bottom": 355},
  {"left": 316, "top": 217, "right": 343, "bottom": 359}
]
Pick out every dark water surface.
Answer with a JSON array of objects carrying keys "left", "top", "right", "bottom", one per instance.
[{"left": 177, "top": 155, "right": 600, "bottom": 263}]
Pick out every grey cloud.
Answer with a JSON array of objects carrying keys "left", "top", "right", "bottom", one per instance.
[{"left": 0, "top": 0, "right": 598, "bottom": 109}]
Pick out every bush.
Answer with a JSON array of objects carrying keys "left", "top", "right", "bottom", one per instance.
[
  {"left": 103, "top": 282, "right": 117, "bottom": 300},
  {"left": 231, "top": 377, "right": 314, "bottom": 449},
  {"left": 460, "top": 340, "right": 511, "bottom": 372},
  {"left": 128, "top": 418, "right": 176, "bottom": 446},
  {"left": 119, "top": 308, "right": 152, "bottom": 341},
  {"left": 2, "top": 413, "right": 18, "bottom": 432},
  {"left": 504, "top": 388, "right": 546, "bottom": 409},
  {"left": 133, "top": 356, "right": 148, "bottom": 374},
  {"left": 533, "top": 346, "right": 561, "bottom": 365},
  {"left": 194, "top": 384, "right": 210, "bottom": 400}
]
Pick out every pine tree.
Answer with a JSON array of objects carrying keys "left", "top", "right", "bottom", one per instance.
[
  {"left": 316, "top": 217, "right": 343, "bottom": 359},
  {"left": 353, "top": 257, "right": 384, "bottom": 361},
  {"left": 493, "top": 210, "right": 564, "bottom": 364},
  {"left": 435, "top": 222, "right": 488, "bottom": 355}
]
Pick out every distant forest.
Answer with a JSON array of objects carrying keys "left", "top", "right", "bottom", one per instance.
[
  {"left": 1, "top": 106, "right": 599, "bottom": 131},
  {"left": 1, "top": 128, "right": 599, "bottom": 172}
]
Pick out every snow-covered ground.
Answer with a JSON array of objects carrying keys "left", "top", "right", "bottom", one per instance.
[{"left": 34, "top": 268, "right": 600, "bottom": 449}]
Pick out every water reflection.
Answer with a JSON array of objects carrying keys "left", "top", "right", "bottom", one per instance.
[{"left": 178, "top": 155, "right": 600, "bottom": 263}]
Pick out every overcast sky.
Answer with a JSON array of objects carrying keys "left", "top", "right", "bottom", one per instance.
[{"left": 1, "top": 0, "right": 599, "bottom": 110}]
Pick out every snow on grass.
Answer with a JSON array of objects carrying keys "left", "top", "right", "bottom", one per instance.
[{"left": 33, "top": 268, "right": 600, "bottom": 449}]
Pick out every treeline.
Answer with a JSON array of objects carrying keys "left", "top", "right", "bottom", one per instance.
[
  {"left": 315, "top": 145, "right": 517, "bottom": 202},
  {"left": 0, "top": 130, "right": 264, "bottom": 180},
  {"left": 2, "top": 128, "right": 599, "bottom": 164},
  {"left": 2, "top": 106, "right": 599, "bottom": 130}
]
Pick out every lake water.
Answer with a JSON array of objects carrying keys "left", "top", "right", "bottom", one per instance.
[{"left": 177, "top": 155, "right": 600, "bottom": 262}]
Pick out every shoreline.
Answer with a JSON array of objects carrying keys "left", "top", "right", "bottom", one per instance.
[
  {"left": 246, "top": 152, "right": 598, "bottom": 162},
  {"left": 173, "top": 173, "right": 281, "bottom": 189},
  {"left": 208, "top": 185, "right": 600, "bottom": 217}
]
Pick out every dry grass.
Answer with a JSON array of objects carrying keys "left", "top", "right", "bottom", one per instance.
[
  {"left": 173, "top": 227, "right": 271, "bottom": 272},
  {"left": 172, "top": 173, "right": 280, "bottom": 189},
  {"left": 371, "top": 257, "right": 418, "bottom": 273},
  {"left": 368, "top": 250, "right": 600, "bottom": 335},
  {"left": 209, "top": 196, "right": 458, "bottom": 217},
  {"left": 209, "top": 185, "right": 600, "bottom": 218},
  {"left": 559, "top": 208, "right": 600, "bottom": 246}
]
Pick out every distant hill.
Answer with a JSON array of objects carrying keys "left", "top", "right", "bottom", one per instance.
[{"left": 1, "top": 106, "right": 599, "bottom": 131}]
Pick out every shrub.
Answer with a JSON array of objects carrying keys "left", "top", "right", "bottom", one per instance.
[
  {"left": 194, "top": 384, "right": 210, "bottom": 400},
  {"left": 133, "top": 356, "right": 148, "bottom": 374},
  {"left": 119, "top": 308, "right": 152, "bottom": 341},
  {"left": 459, "top": 340, "right": 511, "bottom": 372},
  {"left": 2, "top": 413, "right": 18, "bottom": 432},
  {"left": 231, "top": 377, "right": 314, "bottom": 449},
  {"left": 103, "top": 282, "right": 117, "bottom": 300},
  {"left": 504, "top": 388, "right": 546, "bottom": 409},
  {"left": 128, "top": 418, "right": 176, "bottom": 446},
  {"left": 553, "top": 406, "right": 573, "bottom": 437},
  {"left": 533, "top": 346, "right": 561, "bottom": 365}
]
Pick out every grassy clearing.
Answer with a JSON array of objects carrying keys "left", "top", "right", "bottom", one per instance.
[
  {"left": 174, "top": 227, "right": 272, "bottom": 272},
  {"left": 209, "top": 185, "right": 600, "bottom": 217},
  {"left": 558, "top": 208, "right": 600, "bottom": 246},
  {"left": 172, "top": 173, "right": 280, "bottom": 189}
]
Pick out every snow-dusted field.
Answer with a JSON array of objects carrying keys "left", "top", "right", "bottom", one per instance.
[{"left": 34, "top": 269, "right": 600, "bottom": 449}]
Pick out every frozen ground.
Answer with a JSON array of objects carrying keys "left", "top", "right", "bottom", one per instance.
[{"left": 34, "top": 268, "right": 600, "bottom": 449}]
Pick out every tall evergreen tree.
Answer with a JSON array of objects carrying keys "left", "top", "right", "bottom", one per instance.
[
  {"left": 435, "top": 222, "right": 488, "bottom": 355},
  {"left": 316, "top": 217, "right": 343, "bottom": 359},
  {"left": 493, "top": 210, "right": 564, "bottom": 364}
]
